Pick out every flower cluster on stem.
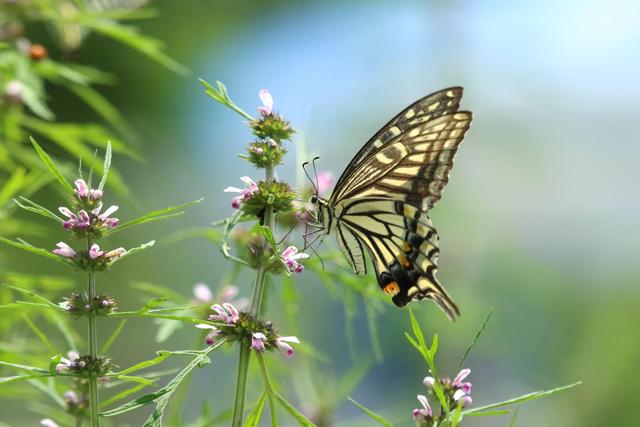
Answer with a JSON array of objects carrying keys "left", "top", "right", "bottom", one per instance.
[{"left": 413, "top": 369, "right": 473, "bottom": 426}]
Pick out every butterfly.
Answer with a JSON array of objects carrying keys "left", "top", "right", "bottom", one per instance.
[{"left": 306, "top": 87, "right": 472, "bottom": 319}]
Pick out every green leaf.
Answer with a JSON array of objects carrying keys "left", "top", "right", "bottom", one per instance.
[
  {"left": 101, "top": 341, "right": 225, "bottom": 424},
  {"left": 107, "top": 198, "right": 204, "bottom": 235},
  {"left": 1, "top": 283, "right": 65, "bottom": 310},
  {"left": 30, "top": 137, "right": 75, "bottom": 194},
  {"left": 347, "top": 397, "right": 392, "bottom": 427},
  {"left": 244, "top": 390, "right": 269, "bottom": 427},
  {"left": 0, "top": 168, "right": 26, "bottom": 206},
  {"left": 13, "top": 196, "right": 63, "bottom": 223},
  {"left": 112, "top": 350, "right": 174, "bottom": 376},
  {"left": 458, "top": 307, "right": 493, "bottom": 371},
  {"left": 272, "top": 391, "right": 315, "bottom": 427},
  {"left": 450, "top": 402, "right": 464, "bottom": 427},
  {"left": 0, "top": 360, "right": 49, "bottom": 375},
  {"left": 23, "top": 315, "right": 56, "bottom": 353},
  {"left": 101, "top": 319, "right": 127, "bottom": 354},
  {"left": 464, "top": 410, "right": 511, "bottom": 417},
  {"left": 0, "top": 237, "right": 75, "bottom": 267},
  {"left": 200, "top": 79, "right": 253, "bottom": 120},
  {"left": 99, "top": 141, "right": 112, "bottom": 191},
  {"left": 77, "top": 18, "right": 188, "bottom": 75},
  {"left": 118, "top": 240, "right": 155, "bottom": 261},
  {"left": 463, "top": 381, "right": 582, "bottom": 415},
  {"left": 0, "top": 373, "right": 50, "bottom": 384}
]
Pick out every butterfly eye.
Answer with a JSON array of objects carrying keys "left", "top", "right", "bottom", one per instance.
[{"left": 310, "top": 195, "right": 318, "bottom": 204}]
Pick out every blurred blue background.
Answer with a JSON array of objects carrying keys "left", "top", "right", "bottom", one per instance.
[{"left": 2, "top": 0, "right": 639, "bottom": 425}]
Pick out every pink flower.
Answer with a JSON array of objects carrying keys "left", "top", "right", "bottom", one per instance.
[
  {"left": 97, "top": 204, "right": 119, "bottom": 228},
  {"left": 76, "top": 210, "right": 91, "bottom": 229},
  {"left": 53, "top": 242, "right": 76, "bottom": 258},
  {"left": 219, "top": 285, "right": 239, "bottom": 302},
  {"left": 316, "top": 171, "right": 333, "bottom": 194},
  {"left": 412, "top": 394, "right": 432, "bottom": 421},
  {"left": 258, "top": 89, "right": 273, "bottom": 115},
  {"left": 195, "top": 324, "right": 220, "bottom": 345},
  {"left": 89, "top": 244, "right": 103, "bottom": 259},
  {"left": 423, "top": 376, "right": 435, "bottom": 388},
  {"left": 63, "top": 390, "right": 80, "bottom": 405},
  {"left": 275, "top": 336, "right": 300, "bottom": 358},
  {"left": 90, "top": 189, "right": 103, "bottom": 200},
  {"left": 59, "top": 207, "right": 78, "bottom": 230},
  {"left": 55, "top": 351, "right": 79, "bottom": 374},
  {"left": 40, "top": 419, "right": 59, "bottom": 427},
  {"left": 452, "top": 368, "right": 472, "bottom": 407},
  {"left": 74, "top": 179, "right": 89, "bottom": 198},
  {"left": 452, "top": 368, "right": 470, "bottom": 388},
  {"left": 5, "top": 80, "right": 23, "bottom": 102},
  {"left": 193, "top": 283, "right": 214, "bottom": 303},
  {"left": 104, "top": 247, "right": 126, "bottom": 260},
  {"left": 251, "top": 332, "right": 267, "bottom": 352},
  {"left": 281, "top": 246, "right": 309, "bottom": 273},
  {"left": 453, "top": 389, "right": 472, "bottom": 407},
  {"left": 251, "top": 146, "right": 264, "bottom": 155},
  {"left": 224, "top": 176, "right": 259, "bottom": 209},
  {"left": 208, "top": 303, "right": 239, "bottom": 325}
]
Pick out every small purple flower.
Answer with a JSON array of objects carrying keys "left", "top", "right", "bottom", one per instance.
[
  {"left": 258, "top": 89, "right": 273, "bottom": 115},
  {"left": 53, "top": 242, "right": 76, "bottom": 258},
  {"left": 63, "top": 390, "right": 80, "bottom": 405},
  {"left": 224, "top": 176, "right": 259, "bottom": 209},
  {"left": 281, "top": 246, "right": 309, "bottom": 273},
  {"left": 76, "top": 210, "right": 91, "bottom": 229},
  {"left": 251, "top": 146, "right": 264, "bottom": 155},
  {"left": 74, "top": 179, "right": 89, "bottom": 198},
  {"left": 193, "top": 283, "right": 214, "bottom": 303},
  {"left": 59, "top": 207, "right": 78, "bottom": 230},
  {"left": 412, "top": 394, "right": 432, "bottom": 421},
  {"left": 452, "top": 368, "right": 470, "bottom": 388},
  {"left": 55, "top": 351, "right": 79, "bottom": 374},
  {"left": 40, "top": 419, "right": 59, "bottom": 427},
  {"left": 90, "top": 189, "right": 103, "bottom": 200},
  {"left": 208, "top": 303, "right": 239, "bottom": 325},
  {"left": 453, "top": 389, "right": 473, "bottom": 407},
  {"left": 251, "top": 332, "right": 267, "bottom": 352},
  {"left": 275, "top": 336, "right": 300, "bottom": 358},
  {"left": 220, "top": 285, "right": 239, "bottom": 302},
  {"left": 97, "top": 204, "right": 119, "bottom": 228},
  {"left": 89, "top": 244, "right": 103, "bottom": 259},
  {"left": 196, "top": 324, "right": 220, "bottom": 345},
  {"left": 452, "top": 368, "right": 472, "bottom": 407}
]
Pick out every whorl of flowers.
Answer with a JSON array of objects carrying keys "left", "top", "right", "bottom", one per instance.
[{"left": 195, "top": 302, "right": 300, "bottom": 358}]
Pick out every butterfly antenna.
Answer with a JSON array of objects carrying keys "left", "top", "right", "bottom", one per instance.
[
  {"left": 312, "top": 156, "right": 320, "bottom": 193},
  {"left": 302, "top": 161, "right": 318, "bottom": 194}
]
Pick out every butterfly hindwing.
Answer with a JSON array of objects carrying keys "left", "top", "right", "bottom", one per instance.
[{"left": 336, "top": 198, "right": 459, "bottom": 319}]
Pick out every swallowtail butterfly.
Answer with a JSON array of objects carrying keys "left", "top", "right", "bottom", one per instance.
[{"left": 308, "top": 87, "right": 472, "bottom": 319}]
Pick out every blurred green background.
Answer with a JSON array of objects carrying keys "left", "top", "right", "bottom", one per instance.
[{"left": 2, "top": 0, "right": 639, "bottom": 425}]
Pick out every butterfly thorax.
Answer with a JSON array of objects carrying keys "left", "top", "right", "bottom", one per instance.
[{"left": 314, "top": 196, "right": 335, "bottom": 234}]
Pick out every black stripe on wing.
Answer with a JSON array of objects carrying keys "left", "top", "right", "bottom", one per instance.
[
  {"left": 332, "top": 87, "right": 464, "bottom": 200},
  {"left": 332, "top": 112, "right": 472, "bottom": 211},
  {"left": 338, "top": 198, "right": 459, "bottom": 319}
]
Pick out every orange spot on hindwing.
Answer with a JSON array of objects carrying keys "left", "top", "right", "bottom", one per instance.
[{"left": 383, "top": 281, "right": 400, "bottom": 296}]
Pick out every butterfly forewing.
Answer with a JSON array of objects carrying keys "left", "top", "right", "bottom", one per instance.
[
  {"left": 318, "top": 87, "right": 472, "bottom": 319},
  {"left": 331, "top": 87, "right": 465, "bottom": 198}
]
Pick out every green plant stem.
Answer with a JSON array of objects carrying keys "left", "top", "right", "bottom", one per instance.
[
  {"left": 231, "top": 163, "right": 275, "bottom": 427},
  {"left": 87, "top": 242, "right": 100, "bottom": 426},
  {"left": 257, "top": 354, "right": 278, "bottom": 426}
]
